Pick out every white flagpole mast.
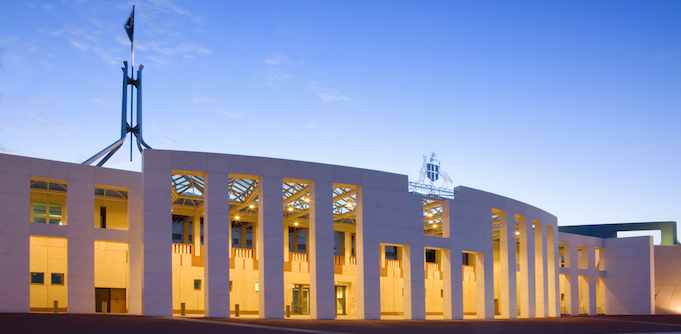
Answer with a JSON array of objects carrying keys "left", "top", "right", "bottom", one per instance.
[{"left": 129, "top": 5, "right": 135, "bottom": 161}]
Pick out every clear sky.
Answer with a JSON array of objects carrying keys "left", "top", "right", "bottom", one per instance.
[{"left": 1, "top": 1, "right": 679, "bottom": 232}]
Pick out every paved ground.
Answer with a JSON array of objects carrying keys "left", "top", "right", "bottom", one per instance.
[{"left": 3, "top": 313, "right": 681, "bottom": 334}]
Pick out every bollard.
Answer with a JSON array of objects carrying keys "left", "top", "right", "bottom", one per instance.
[
  {"left": 181, "top": 302, "right": 186, "bottom": 316},
  {"left": 53, "top": 301, "right": 58, "bottom": 313},
  {"left": 102, "top": 301, "right": 108, "bottom": 314},
  {"left": 286, "top": 305, "right": 291, "bottom": 318},
  {"left": 235, "top": 304, "right": 239, "bottom": 317}
]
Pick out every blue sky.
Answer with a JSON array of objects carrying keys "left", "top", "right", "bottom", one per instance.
[{"left": 1, "top": 1, "right": 679, "bottom": 232}]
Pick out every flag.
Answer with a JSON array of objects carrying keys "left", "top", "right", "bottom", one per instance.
[{"left": 125, "top": 6, "right": 134, "bottom": 42}]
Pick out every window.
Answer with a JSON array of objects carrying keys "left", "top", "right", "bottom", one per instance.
[
  {"left": 31, "top": 272, "right": 44, "bottom": 284},
  {"left": 425, "top": 249, "right": 437, "bottom": 263},
  {"left": 30, "top": 179, "right": 66, "bottom": 225},
  {"left": 32, "top": 201, "right": 63, "bottom": 225},
  {"left": 462, "top": 252, "right": 470, "bottom": 266},
  {"left": 51, "top": 273, "right": 64, "bottom": 285},
  {"left": 194, "top": 279, "right": 201, "bottom": 290},
  {"left": 254, "top": 281, "right": 259, "bottom": 292},
  {"left": 99, "top": 206, "right": 107, "bottom": 228},
  {"left": 230, "top": 281, "right": 233, "bottom": 292}
]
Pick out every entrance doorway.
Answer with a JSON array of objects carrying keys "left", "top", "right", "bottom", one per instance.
[
  {"left": 291, "top": 284, "right": 310, "bottom": 315},
  {"left": 335, "top": 285, "right": 347, "bottom": 315},
  {"left": 95, "top": 288, "right": 126, "bottom": 313}
]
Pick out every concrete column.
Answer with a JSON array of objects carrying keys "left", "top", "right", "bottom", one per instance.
[
  {"left": 478, "top": 253, "right": 492, "bottom": 319},
  {"left": 446, "top": 249, "right": 464, "bottom": 319},
  {"left": 533, "top": 221, "right": 545, "bottom": 317},
  {"left": 547, "top": 225, "right": 559, "bottom": 317},
  {"left": 193, "top": 212, "right": 201, "bottom": 256},
  {"left": 240, "top": 227, "right": 247, "bottom": 249},
  {"left": 541, "top": 223, "right": 550, "bottom": 316},
  {"left": 142, "top": 152, "right": 173, "bottom": 316},
  {"left": 519, "top": 216, "right": 535, "bottom": 318},
  {"left": 67, "top": 165, "right": 95, "bottom": 313},
  {"left": 499, "top": 211, "right": 517, "bottom": 318},
  {"left": 588, "top": 275, "right": 597, "bottom": 315},
  {"left": 356, "top": 186, "right": 381, "bottom": 319},
  {"left": 204, "top": 171, "right": 231, "bottom": 317},
  {"left": 344, "top": 231, "right": 352, "bottom": 263},
  {"left": 283, "top": 224, "right": 289, "bottom": 261},
  {"left": 128, "top": 178, "right": 145, "bottom": 314},
  {"left": 257, "top": 175, "right": 284, "bottom": 318},
  {"left": 309, "top": 180, "right": 335, "bottom": 319},
  {"left": 404, "top": 245, "right": 426, "bottom": 319},
  {"left": 570, "top": 272, "right": 579, "bottom": 315},
  {"left": 0, "top": 158, "right": 30, "bottom": 312}
]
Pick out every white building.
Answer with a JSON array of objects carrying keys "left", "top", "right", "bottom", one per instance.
[{"left": 0, "top": 150, "right": 677, "bottom": 318}]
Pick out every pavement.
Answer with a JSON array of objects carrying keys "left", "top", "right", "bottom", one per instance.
[{"left": 3, "top": 313, "right": 681, "bottom": 334}]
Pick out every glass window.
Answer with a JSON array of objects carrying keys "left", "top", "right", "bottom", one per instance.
[
  {"left": 31, "top": 272, "right": 44, "bottom": 284},
  {"left": 51, "top": 273, "right": 64, "bottom": 285},
  {"left": 255, "top": 281, "right": 259, "bottom": 292},
  {"left": 194, "top": 279, "right": 201, "bottom": 290},
  {"left": 32, "top": 201, "right": 63, "bottom": 225}
]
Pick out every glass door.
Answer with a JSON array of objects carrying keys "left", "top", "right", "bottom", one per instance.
[{"left": 335, "top": 285, "right": 346, "bottom": 315}]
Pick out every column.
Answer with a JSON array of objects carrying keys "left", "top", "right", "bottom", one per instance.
[
  {"left": 404, "top": 245, "right": 425, "bottom": 319},
  {"left": 257, "top": 175, "right": 284, "bottom": 318},
  {"left": 309, "top": 180, "right": 335, "bottom": 319},
  {"left": 356, "top": 186, "right": 381, "bottom": 319},
  {"left": 0, "top": 157, "right": 30, "bottom": 312},
  {"left": 193, "top": 212, "right": 201, "bottom": 256},
  {"left": 444, "top": 249, "right": 463, "bottom": 319},
  {"left": 128, "top": 181, "right": 144, "bottom": 314},
  {"left": 142, "top": 153, "right": 173, "bottom": 316},
  {"left": 204, "top": 171, "right": 231, "bottom": 317},
  {"left": 534, "top": 221, "right": 545, "bottom": 317},
  {"left": 499, "top": 211, "right": 517, "bottom": 318},
  {"left": 344, "top": 231, "right": 352, "bottom": 263},
  {"left": 67, "top": 164, "right": 95, "bottom": 313}
]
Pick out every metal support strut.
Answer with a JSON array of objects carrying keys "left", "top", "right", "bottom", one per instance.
[{"left": 83, "top": 62, "right": 152, "bottom": 166}]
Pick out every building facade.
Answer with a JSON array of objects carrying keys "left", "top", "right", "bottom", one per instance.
[{"left": 0, "top": 150, "right": 675, "bottom": 318}]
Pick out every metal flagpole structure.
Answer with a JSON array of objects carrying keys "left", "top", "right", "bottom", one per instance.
[{"left": 83, "top": 4, "right": 152, "bottom": 167}]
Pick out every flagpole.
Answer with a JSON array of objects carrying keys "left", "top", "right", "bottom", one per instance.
[{"left": 129, "top": 5, "right": 135, "bottom": 161}]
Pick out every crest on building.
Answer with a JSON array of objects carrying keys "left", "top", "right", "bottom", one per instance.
[{"left": 411, "top": 152, "right": 454, "bottom": 199}]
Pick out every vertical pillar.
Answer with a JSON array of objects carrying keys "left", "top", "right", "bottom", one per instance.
[
  {"left": 283, "top": 223, "right": 289, "bottom": 261},
  {"left": 128, "top": 180, "right": 145, "bottom": 314},
  {"left": 546, "top": 225, "right": 558, "bottom": 317},
  {"left": 67, "top": 165, "right": 96, "bottom": 313},
  {"left": 499, "top": 211, "right": 517, "bottom": 318},
  {"left": 344, "top": 231, "right": 352, "bottom": 263},
  {"left": 541, "top": 223, "right": 550, "bottom": 316},
  {"left": 193, "top": 212, "right": 201, "bottom": 256},
  {"left": 588, "top": 275, "right": 597, "bottom": 315},
  {"left": 204, "top": 171, "right": 231, "bottom": 317},
  {"left": 519, "top": 216, "right": 535, "bottom": 318},
  {"left": 404, "top": 245, "right": 425, "bottom": 319},
  {"left": 309, "top": 180, "right": 335, "bottom": 319},
  {"left": 356, "top": 186, "right": 381, "bottom": 319},
  {"left": 240, "top": 228, "right": 247, "bottom": 249},
  {"left": 0, "top": 158, "right": 30, "bottom": 312},
  {"left": 257, "top": 175, "right": 284, "bottom": 318},
  {"left": 142, "top": 152, "right": 173, "bottom": 316},
  {"left": 534, "top": 221, "right": 545, "bottom": 317},
  {"left": 444, "top": 249, "right": 463, "bottom": 319},
  {"left": 477, "top": 253, "right": 491, "bottom": 319},
  {"left": 570, "top": 272, "right": 579, "bottom": 315}
]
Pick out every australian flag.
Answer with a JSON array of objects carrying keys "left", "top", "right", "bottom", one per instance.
[{"left": 125, "top": 6, "right": 134, "bottom": 42}]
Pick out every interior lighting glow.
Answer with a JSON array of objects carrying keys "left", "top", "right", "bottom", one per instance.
[
  {"left": 235, "top": 216, "right": 240, "bottom": 220},
  {"left": 249, "top": 204, "right": 255, "bottom": 209},
  {"left": 294, "top": 222, "right": 299, "bottom": 226},
  {"left": 433, "top": 224, "right": 437, "bottom": 228},
  {"left": 288, "top": 207, "right": 294, "bottom": 212},
  {"left": 304, "top": 197, "right": 310, "bottom": 202},
  {"left": 346, "top": 202, "right": 353, "bottom": 208},
  {"left": 428, "top": 212, "right": 433, "bottom": 217},
  {"left": 515, "top": 231, "right": 520, "bottom": 235}
]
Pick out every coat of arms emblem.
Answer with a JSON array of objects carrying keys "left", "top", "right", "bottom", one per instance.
[{"left": 418, "top": 152, "right": 453, "bottom": 188}]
